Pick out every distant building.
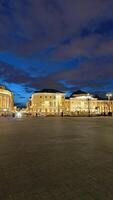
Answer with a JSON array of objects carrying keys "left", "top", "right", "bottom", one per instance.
[
  {"left": 69, "top": 90, "right": 98, "bottom": 116},
  {"left": 29, "top": 89, "right": 65, "bottom": 116},
  {"left": 64, "top": 97, "right": 70, "bottom": 115},
  {"left": 97, "top": 100, "right": 112, "bottom": 115},
  {"left": 27, "top": 89, "right": 113, "bottom": 116},
  {"left": 0, "top": 86, "right": 14, "bottom": 116}
]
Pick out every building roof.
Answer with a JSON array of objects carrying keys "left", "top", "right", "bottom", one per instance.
[
  {"left": 93, "top": 94, "right": 103, "bottom": 100},
  {"left": 70, "top": 90, "right": 87, "bottom": 97},
  {"left": 65, "top": 96, "right": 70, "bottom": 100},
  {"left": 34, "top": 88, "right": 63, "bottom": 94},
  {"left": 0, "top": 85, "right": 12, "bottom": 93},
  {"left": 0, "top": 86, "right": 5, "bottom": 89}
]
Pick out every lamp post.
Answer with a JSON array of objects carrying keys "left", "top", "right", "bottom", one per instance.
[{"left": 106, "top": 93, "right": 112, "bottom": 115}]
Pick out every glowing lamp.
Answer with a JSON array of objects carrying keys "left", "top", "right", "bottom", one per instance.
[{"left": 15, "top": 112, "right": 22, "bottom": 118}]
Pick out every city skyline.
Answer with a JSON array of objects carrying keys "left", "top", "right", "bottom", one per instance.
[
  {"left": 0, "top": 85, "right": 113, "bottom": 108},
  {"left": 0, "top": 0, "right": 113, "bottom": 105},
  {"left": 0, "top": 85, "right": 113, "bottom": 117}
]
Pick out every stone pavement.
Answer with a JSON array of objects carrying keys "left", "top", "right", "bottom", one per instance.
[{"left": 0, "top": 117, "right": 113, "bottom": 200}]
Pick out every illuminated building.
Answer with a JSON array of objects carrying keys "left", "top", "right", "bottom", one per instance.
[
  {"left": 0, "top": 86, "right": 14, "bottom": 116},
  {"left": 97, "top": 100, "right": 113, "bottom": 115},
  {"left": 69, "top": 90, "right": 98, "bottom": 116},
  {"left": 29, "top": 89, "right": 65, "bottom": 116},
  {"left": 64, "top": 97, "right": 70, "bottom": 115},
  {"left": 27, "top": 89, "right": 113, "bottom": 116}
]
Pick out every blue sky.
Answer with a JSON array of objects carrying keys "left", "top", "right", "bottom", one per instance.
[{"left": 0, "top": 0, "right": 113, "bottom": 105}]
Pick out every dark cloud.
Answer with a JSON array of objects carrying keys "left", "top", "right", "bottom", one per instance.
[
  {"left": 0, "top": 0, "right": 113, "bottom": 104},
  {"left": 0, "top": 0, "right": 113, "bottom": 55},
  {"left": 0, "top": 62, "right": 30, "bottom": 84}
]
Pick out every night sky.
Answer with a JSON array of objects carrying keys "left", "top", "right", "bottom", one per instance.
[{"left": 0, "top": 0, "right": 113, "bottom": 105}]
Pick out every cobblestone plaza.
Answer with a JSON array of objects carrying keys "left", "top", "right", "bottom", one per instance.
[{"left": 0, "top": 117, "right": 113, "bottom": 200}]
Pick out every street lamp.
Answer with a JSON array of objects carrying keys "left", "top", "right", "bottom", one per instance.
[
  {"left": 106, "top": 93, "right": 112, "bottom": 114},
  {"left": 106, "top": 93, "right": 112, "bottom": 101}
]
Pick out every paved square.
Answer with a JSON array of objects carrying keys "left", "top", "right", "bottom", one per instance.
[{"left": 0, "top": 117, "right": 113, "bottom": 200}]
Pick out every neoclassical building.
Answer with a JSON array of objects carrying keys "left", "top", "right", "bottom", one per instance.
[
  {"left": 29, "top": 89, "right": 65, "bottom": 116},
  {"left": 97, "top": 100, "right": 113, "bottom": 115},
  {"left": 0, "top": 86, "right": 14, "bottom": 116},
  {"left": 69, "top": 90, "right": 98, "bottom": 116},
  {"left": 27, "top": 89, "right": 113, "bottom": 116}
]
